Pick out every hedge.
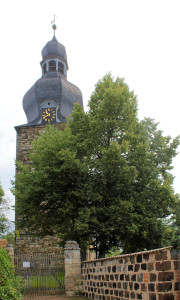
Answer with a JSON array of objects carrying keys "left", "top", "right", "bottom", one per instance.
[{"left": 0, "top": 247, "right": 22, "bottom": 300}]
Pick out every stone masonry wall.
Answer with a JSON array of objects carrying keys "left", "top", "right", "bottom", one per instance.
[
  {"left": 15, "top": 123, "right": 65, "bottom": 164},
  {"left": 15, "top": 124, "right": 65, "bottom": 254},
  {"left": 15, "top": 234, "right": 63, "bottom": 253},
  {"left": 82, "top": 247, "right": 180, "bottom": 300}
]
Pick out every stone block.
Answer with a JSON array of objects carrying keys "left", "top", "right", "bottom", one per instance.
[
  {"left": 150, "top": 273, "right": 157, "bottom": 282},
  {"left": 134, "top": 283, "right": 140, "bottom": 290},
  {"left": 159, "top": 294, "right": 174, "bottom": 300},
  {"left": 173, "top": 260, "right": 179, "bottom": 270},
  {"left": 158, "top": 272, "right": 174, "bottom": 282},
  {"left": 137, "top": 255, "right": 142, "bottom": 263},
  {"left": 112, "top": 266, "right": 116, "bottom": 273},
  {"left": 175, "top": 281, "right": 180, "bottom": 291},
  {"left": 137, "top": 274, "right": 143, "bottom": 282},
  {"left": 130, "top": 256, "right": 135, "bottom": 263},
  {"left": 143, "top": 253, "right": 149, "bottom": 261},
  {"left": 125, "top": 274, "right": 129, "bottom": 281},
  {"left": 128, "top": 264, "right": 133, "bottom": 271},
  {"left": 141, "top": 263, "right": 147, "bottom": 270},
  {"left": 170, "top": 251, "right": 179, "bottom": 260},
  {"left": 123, "top": 282, "right": 128, "bottom": 290},
  {"left": 141, "top": 283, "right": 147, "bottom": 291},
  {"left": 134, "top": 264, "right": 140, "bottom": 272},
  {"left": 157, "top": 283, "right": 172, "bottom": 292},
  {"left": 156, "top": 261, "right": 171, "bottom": 271},
  {"left": 155, "top": 251, "right": 168, "bottom": 261},
  {"left": 125, "top": 291, "right": 129, "bottom": 298},
  {"left": 129, "top": 282, "right": 133, "bottom": 290},
  {"left": 149, "top": 293, "right": 156, "bottom": 300},
  {"left": 131, "top": 274, "right": 136, "bottom": 281}
]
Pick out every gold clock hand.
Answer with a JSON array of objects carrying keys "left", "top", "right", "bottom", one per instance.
[{"left": 43, "top": 114, "right": 48, "bottom": 119}]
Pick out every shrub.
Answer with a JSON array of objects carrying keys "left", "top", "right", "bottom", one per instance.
[{"left": 0, "top": 247, "right": 22, "bottom": 300}]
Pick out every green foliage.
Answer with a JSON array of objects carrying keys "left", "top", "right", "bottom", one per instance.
[
  {"left": 2, "top": 232, "right": 15, "bottom": 246},
  {"left": 168, "top": 197, "right": 180, "bottom": 250},
  {"left": 106, "top": 247, "right": 122, "bottom": 257},
  {"left": 0, "top": 248, "right": 22, "bottom": 300},
  {"left": 0, "top": 183, "right": 11, "bottom": 238},
  {"left": 0, "top": 182, "right": 4, "bottom": 203},
  {"left": 14, "top": 126, "right": 90, "bottom": 247},
  {"left": 13, "top": 74, "right": 180, "bottom": 256},
  {"left": 0, "top": 215, "right": 9, "bottom": 238},
  {"left": 23, "top": 274, "right": 64, "bottom": 288}
]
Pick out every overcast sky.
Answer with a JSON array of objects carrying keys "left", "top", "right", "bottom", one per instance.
[{"left": 0, "top": 0, "right": 180, "bottom": 220}]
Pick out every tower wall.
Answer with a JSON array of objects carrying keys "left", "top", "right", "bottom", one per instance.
[
  {"left": 16, "top": 124, "right": 65, "bottom": 164},
  {"left": 15, "top": 124, "right": 66, "bottom": 253}
]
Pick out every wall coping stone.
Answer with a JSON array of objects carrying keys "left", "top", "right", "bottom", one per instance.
[
  {"left": 64, "top": 240, "right": 80, "bottom": 250},
  {"left": 82, "top": 246, "right": 173, "bottom": 263}
]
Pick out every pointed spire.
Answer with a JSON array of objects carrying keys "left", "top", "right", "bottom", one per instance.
[{"left": 51, "top": 14, "right": 57, "bottom": 37}]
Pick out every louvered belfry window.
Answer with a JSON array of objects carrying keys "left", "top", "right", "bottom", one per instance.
[
  {"left": 58, "top": 62, "right": 64, "bottom": 74},
  {"left": 43, "top": 63, "right": 47, "bottom": 74},
  {"left": 49, "top": 60, "right": 56, "bottom": 72}
]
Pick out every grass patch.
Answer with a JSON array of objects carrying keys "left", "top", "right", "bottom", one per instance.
[
  {"left": 23, "top": 274, "right": 64, "bottom": 288},
  {"left": 70, "top": 298, "right": 90, "bottom": 300}
]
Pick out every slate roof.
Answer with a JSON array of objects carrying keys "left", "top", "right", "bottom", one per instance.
[
  {"left": 23, "top": 73, "right": 83, "bottom": 125},
  {"left": 22, "top": 36, "right": 83, "bottom": 125},
  {"left": 41, "top": 36, "right": 68, "bottom": 69}
]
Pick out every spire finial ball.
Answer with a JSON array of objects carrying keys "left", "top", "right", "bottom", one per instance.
[{"left": 52, "top": 24, "right": 57, "bottom": 31}]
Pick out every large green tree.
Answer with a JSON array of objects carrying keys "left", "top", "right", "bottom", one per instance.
[
  {"left": 168, "top": 196, "right": 180, "bottom": 250},
  {"left": 14, "top": 74, "right": 180, "bottom": 256}
]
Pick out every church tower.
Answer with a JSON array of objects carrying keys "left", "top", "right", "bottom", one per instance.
[{"left": 15, "top": 27, "right": 83, "bottom": 253}]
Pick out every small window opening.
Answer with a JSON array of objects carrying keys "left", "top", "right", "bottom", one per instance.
[
  {"left": 43, "top": 63, "right": 47, "bottom": 74},
  {"left": 58, "top": 62, "right": 64, "bottom": 74},
  {"left": 49, "top": 60, "right": 56, "bottom": 72}
]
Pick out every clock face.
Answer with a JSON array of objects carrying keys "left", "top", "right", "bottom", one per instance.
[{"left": 42, "top": 107, "right": 56, "bottom": 124}]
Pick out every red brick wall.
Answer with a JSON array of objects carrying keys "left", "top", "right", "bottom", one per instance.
[{"left": 82, "top": 247, "right": 180, "bottom": 300}]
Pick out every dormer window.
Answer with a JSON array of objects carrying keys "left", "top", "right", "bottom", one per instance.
[{"left": 49, "top": 60, "right": 56, "bottom": 72}]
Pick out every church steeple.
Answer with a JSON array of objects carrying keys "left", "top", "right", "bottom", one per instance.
[
  {"left": 22, "top": 30, "right": 83, "bottom": 125},
  {"left": 40, "top": 35, "right": 68, "bottom": 78}
]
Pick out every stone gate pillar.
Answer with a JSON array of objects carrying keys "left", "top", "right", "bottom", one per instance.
[
  {"left": 6, "top": 244, "right": 14, "bottom": 266},
  {"left": 64, "top": 241, "right": 82, "bottom": 296}
]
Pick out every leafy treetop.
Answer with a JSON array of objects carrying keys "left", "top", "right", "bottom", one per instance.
[{"left": 14, "top": 74, "right": 180, "bottom": 256}]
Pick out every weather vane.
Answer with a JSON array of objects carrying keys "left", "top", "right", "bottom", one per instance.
[{"left": 51, "top": 14, "right": 57, "bottom": 37}]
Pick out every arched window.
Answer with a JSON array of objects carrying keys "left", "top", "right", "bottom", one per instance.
[
  {"left": 43, "top": 63, "right": 47, "bottom": 74},
  {"left": 49, "top": 60, "right": 56, "bottom": 72},
  {"left": 58, "top": 62, "right": 64, "bottom": 74}
]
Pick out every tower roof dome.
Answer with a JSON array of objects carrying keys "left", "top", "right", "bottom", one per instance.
[
  {"left": 41, "top": 36, "right": 68, "bottom": 69},
  {"left": 21, "top": 33, "right": 83, "bottom": 126}
]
